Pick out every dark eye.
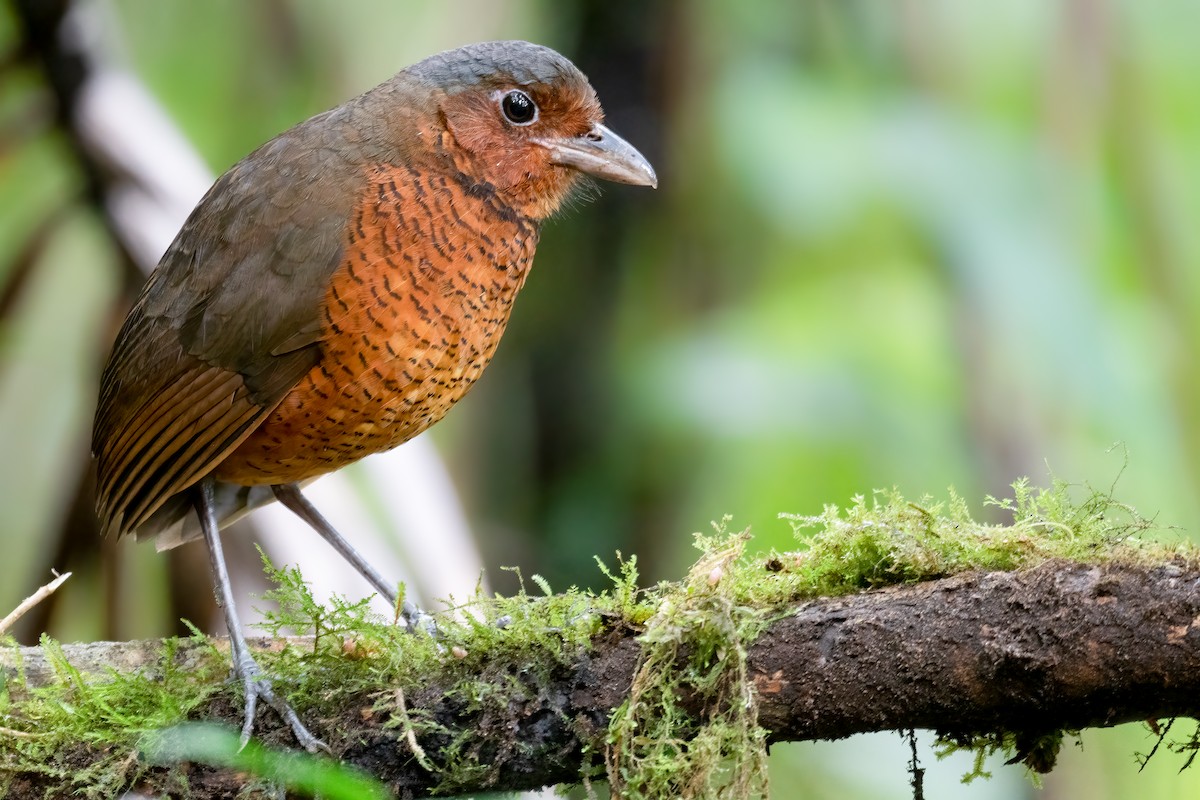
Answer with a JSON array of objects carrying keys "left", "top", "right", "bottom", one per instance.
[{"left": 501, "top": 90, "right": 538, "bottom": 125}]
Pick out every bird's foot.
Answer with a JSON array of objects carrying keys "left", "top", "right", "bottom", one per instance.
[
  {"left": 400, "top": 599, "right": 438, "bottom": 638},
  {"left": 233, "top": 649, "right": 330, "bottom": 754}
]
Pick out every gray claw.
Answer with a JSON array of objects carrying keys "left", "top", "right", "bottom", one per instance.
[
  {"left": 401, "top": 601, "right": 439, "bottom": 638},
  {"left": 234, "top": 655, "right": 329, "bottom": 754}
]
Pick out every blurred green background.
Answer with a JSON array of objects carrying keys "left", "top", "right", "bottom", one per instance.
[{"left": 2, "top": 0, "right": 1199, "bottom": 797}]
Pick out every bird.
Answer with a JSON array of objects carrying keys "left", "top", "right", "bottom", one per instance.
[{"left": 91, "top": 40, "right": 656, "bottom": 751}]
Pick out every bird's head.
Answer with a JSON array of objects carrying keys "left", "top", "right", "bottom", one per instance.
[{"left": 400, "top": 41, "right": 657, "bottom": 220}]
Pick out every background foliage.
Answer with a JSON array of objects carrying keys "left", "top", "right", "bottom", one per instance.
[{"left": 2, "top": 1, "right": 1198, "bottom": 797}]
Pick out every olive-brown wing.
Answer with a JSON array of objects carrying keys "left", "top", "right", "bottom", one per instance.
[{"left": 93, "top": 109, "right": 371, "bottom": 537}]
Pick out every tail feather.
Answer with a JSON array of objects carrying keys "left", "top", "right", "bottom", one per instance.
[{"left": 135, "top": 482, "right": 279, "bottom": 550}]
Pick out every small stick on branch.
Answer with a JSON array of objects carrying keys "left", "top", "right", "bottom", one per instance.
[{"left": 0, "top": 571, "right": 71, "bottom": 635}]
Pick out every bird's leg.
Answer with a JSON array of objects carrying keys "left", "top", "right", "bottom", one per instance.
[
  {"left": 193, "top": 477, "right": 328, "bottom": 753},
  {"left": 270, "top": 483, "right": 435, "bottom": 635}
]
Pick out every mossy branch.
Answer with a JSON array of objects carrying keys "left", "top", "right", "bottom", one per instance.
[
  {"left": 3, "top": 482, "right": 1199, "bottom": 798},
  {"left": 2, "top": 560, "right": 1199, "bottom": 797}
]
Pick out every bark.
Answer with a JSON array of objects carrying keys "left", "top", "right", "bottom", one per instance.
[{"left": 3, "top": 560, "right": 1199, "bottom": 798}]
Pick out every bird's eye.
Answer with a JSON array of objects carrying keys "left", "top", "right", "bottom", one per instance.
[{"left": 501, "top": 90, "right": 538, "bottom": 125}]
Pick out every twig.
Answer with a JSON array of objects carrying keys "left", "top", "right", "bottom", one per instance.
[
  {"left": 907, "top": 729, "right": 925, "bottom": 800},
  {"left": 0, "top": 727, "right": 40, "bottom": 739},
  {"left": 392, "top": 686, "right": 430, "bottom": 769},
  {"left": 0, "top": 571, "right": 71, "bottom": 635}
]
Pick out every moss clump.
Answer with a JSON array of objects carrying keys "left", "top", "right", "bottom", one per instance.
[
  {"left": 606, "top": 525, "right": 769, "bottom": 800},
  {"left": 771, "top": 478, "right": 1171, "bottom": 600},
  {"left": 254, "top": 551, "right": 644, "bottom": 706},
  {"left": 0, "top": 634, "right": 225, "bottom": 798},
  {"left": 250, "top": 552, "right": 649, "bottom": 794},
  {"left": 935, "top": 728, "right": 1069, "bottom": 783}
]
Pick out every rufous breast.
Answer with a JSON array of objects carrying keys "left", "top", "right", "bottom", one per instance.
[{"left": 213, "top": 163, "right": 539, "bottom": 485}]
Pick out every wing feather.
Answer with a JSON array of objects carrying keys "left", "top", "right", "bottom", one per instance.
[
  {"left": 99, "top": 365, "right": 231, "bottom": 483},
  {"left": 93, "top": 103, "right": 378, "bottom": 538},
  {"left": 120, "top": 399, "right": 265, "bottom": 533},
  {"left": 101, "top": 369, "right": 247, "bottom": 522}
]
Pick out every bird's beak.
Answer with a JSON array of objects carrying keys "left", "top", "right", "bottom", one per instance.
[{"left": 537, "top": 123, "right": 658, "bottom": 188}]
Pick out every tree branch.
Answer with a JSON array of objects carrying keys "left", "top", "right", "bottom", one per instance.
[{"left": 3, "top": 560, "right": 1198, "bottom": 798}]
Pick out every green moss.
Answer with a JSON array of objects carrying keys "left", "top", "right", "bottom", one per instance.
[
  {"left": 0, "top": 632, "right": 225, "bottom": 797},
  {"left": 251, "top": 552, "right": 649, "bottom": 795},
  {"left": 772, "top": 478, "right": 1174, "bottom": 601},
  {"left": 606, "top": 526, "right": 769, "bottom": 799},
  {"left": 0, "top": 479, "right": 1190, "bottom": 797},
  {"left": 934, "top": 728, "right": 1069, "bottom": 784}
]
